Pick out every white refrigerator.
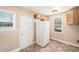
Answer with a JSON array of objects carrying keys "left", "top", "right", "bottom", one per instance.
[{"left": 36, "top": 20, "right": 50, "bottom": 47}]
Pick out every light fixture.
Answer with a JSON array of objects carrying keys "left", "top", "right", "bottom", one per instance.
[
  {"left": 51, "top": 9, "right": 59, "bottom": 14},
  {"left": 51, "top": 6, "right": 62, "bottom": 13}
]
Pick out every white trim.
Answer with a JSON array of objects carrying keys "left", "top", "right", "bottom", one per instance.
[
  {"left": 0, "top": 9, "right": 16, "bottom": 31},
  {"left": 53, "top": 15, "right": 64, "bottom": 34},
  {"left": 19, "top": 41, "right": 35, "bottom": 50},
  {"left": 10, "top": 48, "right": 20, "bottom": 52},
  {"left": 19, "top": 14, "right": 35, "bottom": 50},
  {"left": 10, "top": 41, "right": 35, "bottom": 52},
  {"left": 50, "top": 37, "right": 79, "bottom": 47},
  {"left": 19, "top": 41, "right": 35, "bottom": 51}
]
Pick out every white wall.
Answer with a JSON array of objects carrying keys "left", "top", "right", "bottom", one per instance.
[{"left": 50, "top": 13, "right": 79, "bottom": 45}]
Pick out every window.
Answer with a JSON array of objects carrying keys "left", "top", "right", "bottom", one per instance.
[
  {"left": 0, "top": 10, "right": 16, "bottom": 31},
  {"left": 53, "top": 16, "right": 63, "bottom": 33}
]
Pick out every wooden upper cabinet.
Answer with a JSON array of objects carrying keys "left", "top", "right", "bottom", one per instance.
[
  {"left": 74, "top": 7, "right": 79, "bottom": 24},
  {"left": 67, "top": 7, "right": 79, "bottom": 25},
  {"left": 34, "top": 14, "right": 49, "bottom": 21},
  {"left": 67, "top": 9, "right": 74, "bottom": 24}
]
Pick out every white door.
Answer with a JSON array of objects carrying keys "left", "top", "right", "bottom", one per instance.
[{"left": 20, "top": 15, "right": 34, "bottom": 49}]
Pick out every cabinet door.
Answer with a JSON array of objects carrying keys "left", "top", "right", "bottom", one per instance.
[
  {"left": 67, "top": 10, "right": 75, "bottom": 24},
  {"left": 74, "top": 7, "right": 79, "bottom": 24}
]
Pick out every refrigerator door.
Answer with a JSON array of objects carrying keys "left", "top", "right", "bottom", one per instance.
[{"left": 36, "top": 21, "right": 49, "bottom": 47}]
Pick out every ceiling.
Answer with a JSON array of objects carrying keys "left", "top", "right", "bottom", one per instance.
[{"left": 20, "top": 6, "right": 74, "bottom": 15}]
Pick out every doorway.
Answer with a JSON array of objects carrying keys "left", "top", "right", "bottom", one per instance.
[{"left": 19, "top": 15, "right": 34, "bottom": 49}]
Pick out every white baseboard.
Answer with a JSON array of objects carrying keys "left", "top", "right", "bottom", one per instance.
[
  {"left": 10, "top": 48, "right": 20, "bottom": 52},
  {"left": 50, "top": 37, "right": 79, "bottom": 47},
  {"left": 10, "top": 41, "right": 35, "bottom": 52}
]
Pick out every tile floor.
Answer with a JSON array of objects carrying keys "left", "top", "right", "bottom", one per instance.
[{"left": 20, "top": 39, "right": 79, "bottom": 52}]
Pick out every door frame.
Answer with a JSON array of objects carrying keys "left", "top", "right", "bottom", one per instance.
[{"left": 19, "top": 14, "right": 35, "bottom": 50}]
